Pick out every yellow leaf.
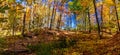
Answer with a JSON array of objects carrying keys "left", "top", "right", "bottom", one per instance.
[{"left": 105, "top": 0, "right": 114, "bottom": 6}]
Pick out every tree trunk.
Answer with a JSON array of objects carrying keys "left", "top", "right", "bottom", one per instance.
[
  {"left": 101, "top": 2, "right": 104, "bottom": 36},
  {"left": 82, "top": 12, "right": 86, "bottom": 31},
  {"left": 50, "top": 2, "right": 55, "bottom": 30},
  {"left": 87, "top": 7, "right": 91, "bottom": 33},
  {"left": 29, "top": 6, "right": 32, "bottom": 31},
  {"left": 85, "top": 12, "right": 87, "bottom": 31},
  {"left": 47, "top": 5, "right": 51, "bottom": 28},
  {"left": 12, "top": 17, "right": 15, "bottom": 36},
  {"left": 53, "top": 8, "right": 57, "bottom": 29},
  {"left": 114, "top": 0, "right": 120, "bottom": 32},
  {"left": 57, "top": 12, "right": 62, "bottom": 30},
  {"left": 22, "top": 12, "right": 26, "bottom": 37},
  {"left": 69, "top": 14, "right": 72, "bottom": 30},
  {"left": 93, "top": 0, "right": 102, "bottom": 39}
]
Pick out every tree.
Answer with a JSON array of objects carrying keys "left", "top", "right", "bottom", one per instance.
[
  {"left": 57, "top": 0, "right": 65, "bottom": 30},
  {"left": 68, "top": 0, "right": 82, "bottom": 30},
  {"left": 113, "top": 0, "right": 120, "bottom": 32},
  {"left": 87, "top": 7, "right": 92, "bottom": 33},
  {"left": 93, "top": 0, "right": 102, "bottom": 39},
  {"left": 50, "top": 0, "right": 56, "bottom": 30},
  {"left": 22, "top": 12, "right": 26, "bottom": 37}
]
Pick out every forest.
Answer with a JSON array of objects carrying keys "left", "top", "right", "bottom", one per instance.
[{"left": 0, "top": 0, "right": 120, "bottom": 55}]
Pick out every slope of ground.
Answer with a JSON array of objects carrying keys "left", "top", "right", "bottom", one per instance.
[{"left": 1, "top": 29, "right": 120, "bottom": 55}]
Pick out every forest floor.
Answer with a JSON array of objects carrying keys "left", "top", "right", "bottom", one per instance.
[{"left": 1, "top": 29, "right": 120, "bottom": 55}]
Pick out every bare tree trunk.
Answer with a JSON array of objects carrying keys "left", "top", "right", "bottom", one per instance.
[
  {"left": 12, "top": 17, "right": 15, "bottom": 36},
  {"left": 57, "top": 12, "right": 62, "bottom": 30},
  {"left": 113, "top": 0, "right": 120, "bottom": 32},
  {"left": 85, "top": 12, "right": 87, "bottom": 31},
  {"left": 83, "top": 12, "right": 86, "bottom": 31},
  {"left": 93, "top": 0, "right": 102, "bottom": 39},
  {"left": 69, "top": 14, "right": 72, "bottom": 30},
  {"left": 22, "top": 12, "right": 26, "bottom": 37},
  {"left": 30, "top": 5, "right": 34, "bottom": 31},
  {"left": 87, "top": 7, "right": 91, "bottom": 33},
  {"left": 50, "top": 5, "right": 55, "bottom": 30},
  {"left": 50, "top": 1, "right": 56, "bottom": 30},
  {"left": 47, "top": 5, "right": 51, "bottom": 28},
  {"left": 50, "top": 10, "right": 54, "bottom": 30},
  {"left": 53, "top": 8, "right": 57, "bottom": 29},
  {"left": 101, "top": 1, "right": 104, "bottom": 36}
]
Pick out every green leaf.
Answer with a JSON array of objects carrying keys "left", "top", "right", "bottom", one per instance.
[
  {"left": 68, "top": 2, "right": 73, "bottom": 6},
  {"left": 0, "top": 5, "right": 10, "bottom": 13},
  {"left": 68, "top": 0, "right": 82, "bottom": 12}
]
